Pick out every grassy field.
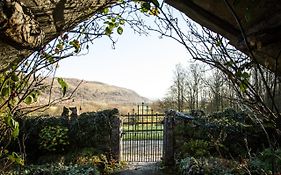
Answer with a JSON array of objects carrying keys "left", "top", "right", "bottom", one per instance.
[
  {"left": 122, "top": 131, "right": 163, "bottom": 140},
  {"left": 121, "top": 113, "right": 164, "bottom": 140}
]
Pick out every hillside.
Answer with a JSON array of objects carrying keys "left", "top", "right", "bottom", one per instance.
[{"left": 37, "top": 78, "right": 150, "bottom": 115}]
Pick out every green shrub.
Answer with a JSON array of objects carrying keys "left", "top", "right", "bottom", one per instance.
[
  {"left": 179, "top": 157, "right": 244, "bottom": 175},
  {"left": 73, "top": 153, "right": 123, "bottom": 174},
  {"left": 174, "top": 108, "right": 277, "bottom": 159},
  {"left": 249, "top": 148, "right": 281, "bottom": 174},
  {"left": 38, "top": 125, "right": 69, "bottom": 152},
  {"left": 18, "top": 109, "right": 119, "bottom": 163},
  {"left": 10, "top": 164, "right": 100, "bottom": 175},
  {"left": 181, "top": 139, "right": 210, "bottom": 158}
]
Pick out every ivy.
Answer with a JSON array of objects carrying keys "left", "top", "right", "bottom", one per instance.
[{"left": 39, "top": 125, "right": 69, "bottom": 152}]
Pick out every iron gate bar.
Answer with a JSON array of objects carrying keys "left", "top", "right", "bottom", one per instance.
[
  {"left": 151, "top": 109, "right": 153, "bottom": 161},
  {"left": 121, "top": 103, "right": 164, "bottom": 162}
]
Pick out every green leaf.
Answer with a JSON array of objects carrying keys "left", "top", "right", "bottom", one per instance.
[
  {"left": 4, "top": 114, "right": 19, "bottom": 139},
  {"left": 4, "top": 114, "right": 12, "bottom": 127},
  {"left": 42, "top": 53, "right": 55, "bottom": 63},
  {"left": 117, "top": 26, "right": 123, "bottom": 35},
  {"left": 56, "top": 43, "right": 64, "bottom": 50},
  {"left": 149, "top": 7, "right": 160, "bottom": 16},
  {"left": 11, "top": 74, "right": 19, "bottom": 82},
  {"left": 12, "top": 121, "right": 19, "bottom": 139},
  {"left": 215, "top": 40, "right": 222, "bottom": 47},
  {"left": 57, "top": 78, "right": 68, "bottom": 96},
  {"left": 141, "top": 2, "right": 151, "bottom": 12},
  {"left": 8, "top": 152, "right": 24, "bottom": 166},
  {"left": 105, "top": 27, "right": 112, "bottom": 36},
  {"left": 102, "top": 7, "right": 109, "bottom": 14},
  {"left": 24, "top": 95, "right": 33, "bottom": 105},
  {"left": 119, "top": 19, "right": 125, "bottom": 25},
  {"left": 239, "top": 82, "right": 247, "bottom": 93},
  {"left": 70, "top": 40, "right": 80, "bottom": 53},
  {"left": 29, "top": 91, "right": 39, "bottom": 103},
  {"left": 241, "top": 72, "right": 250, "bottom": 79},
  {"left": 1, "top": 87, "right": 10, "bottom": 97}
]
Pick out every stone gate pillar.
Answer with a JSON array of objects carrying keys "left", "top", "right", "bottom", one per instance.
[
  {"left": 110, "top": 109, "right": 122, "bottom": 161},
  {"left": 163, "top": 110, "right": 194, "bottom": 166},
  {"left": 163, "top": 111, "right": 175, "bottom": 166}
]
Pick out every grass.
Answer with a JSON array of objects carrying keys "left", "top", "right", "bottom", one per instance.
[
  {"left": 122, "top": 131, "right": 163, "bottom": 140},
  {"left": 123, "top": 123, "right": 163, "bottom": 131},
  {"left": 122, "top": 123, "right": 163, "bottom": 140}
]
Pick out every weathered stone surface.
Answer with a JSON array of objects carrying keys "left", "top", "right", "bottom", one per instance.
[
  {"left": 0, "top": 1, "right": 45, "bottom": 49},
  {"left": 163, "top": 111, "right": 175, "bottom": 166},
  {"left": 0, "top": 0, "right": 116, "bottom": 71}
]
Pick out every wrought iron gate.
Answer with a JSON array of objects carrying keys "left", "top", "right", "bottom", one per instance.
[{"left": 121, "top": 103, "right": 164, "bottom": 162}]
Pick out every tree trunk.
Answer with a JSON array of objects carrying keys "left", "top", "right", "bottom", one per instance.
[{"left": 0, "top": 0, "right": 115, "bottom": 71}]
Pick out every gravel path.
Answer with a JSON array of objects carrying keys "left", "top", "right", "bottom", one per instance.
[{"left": 116, "top": 139, "right": 175, "bottom": 175}]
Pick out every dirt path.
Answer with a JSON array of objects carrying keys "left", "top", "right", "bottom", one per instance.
[{"left": 113, "top": 162, "right": 175, "bottom": 175}]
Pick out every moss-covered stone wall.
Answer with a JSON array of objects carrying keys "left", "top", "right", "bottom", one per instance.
[{"left": 18, "top": 109, "right": 121, "bottom": 163}]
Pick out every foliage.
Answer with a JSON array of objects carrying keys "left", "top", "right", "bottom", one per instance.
[
  {"left": 151, "top": 2, "right": 281, "bottom": 136},
  {"left": 178, "top": 148, "right": 281, "bottom": 175},
  {"left": 57, "top": 78, "right": 69, "bottom": 97},
  {"left": 74, "top": 153, "right": 122, "bottom": 174},
  {"left": 180, "top": 139, "right": 210, "bottom": 158},
  {"left": 178, "top": 157, "right": 243, "bottom": 175},
  {"left": 173, "top": 108, "right": 279, "bottom": 161},
  {"left": 38, "top": 125, "right": 69, "bottom": 152},
  {"left": 175, "top": 109, "right": 281, "bottom": 174},
  {"left": 19, "top": 109, "right": 119, "bottom": 163},
  {"left": 0, "top": 0, "right": 159, "bottom": 170},
  {"left": 8, "top": 163, "right": 100, "bottom": 175},
  {"left": 6, "top": 149, "right": 124, "bottom": 175},
  {"left": 249, "top": 148, "right": 281, "bottom": 174},
  {"left": 0, "top": 65, "right": 44, "bottom": 170}
]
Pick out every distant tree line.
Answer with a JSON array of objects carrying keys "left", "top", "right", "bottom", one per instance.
[{"left": 155, "top": 63, "right": 281, "bottom": 115}]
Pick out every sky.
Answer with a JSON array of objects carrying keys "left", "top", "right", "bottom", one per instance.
[{"left": 55, "top": 25, "right": 191, "bottom": 100}]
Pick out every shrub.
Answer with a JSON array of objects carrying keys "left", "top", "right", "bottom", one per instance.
[
  {"left": 39, "top": 125, "right": 69, "bottom": 152},
  {"left": 72, "top": 152, "right": 123, "bottom": 174},
  {"left": 178, "top": 157, "right": 244, "bottom": 175},
  {"left": 181, "top": 139, "right": 210, "bottom": 158},
  {"left": 9, "top": 164, "right": 100, "bottom": 175},
  {"left": 174, "top": 108, "right": 278, "bottom": 159},
  {"left": 249, "top": 148, "right": 281, "bottom": 174},
  {"left": 17, "top": 109, "right": 119, "bottom": 163}
]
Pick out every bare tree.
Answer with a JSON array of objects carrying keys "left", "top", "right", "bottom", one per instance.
[
  {"left": 166, "top": 63, "right": 186, "bottom": 112},
  {"left": 188, "top": 64, "right": 204, "bottom": 110},
  {"left": 163, "top": 63, "right": 205, "bottom": 112},
  {"left": 151, "top": 4, "right": 280, "bottom": 122}
]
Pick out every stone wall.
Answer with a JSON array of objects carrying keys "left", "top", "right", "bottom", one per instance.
[{"left": 19, "top": 108, "right": 121, "bottom": 163}]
